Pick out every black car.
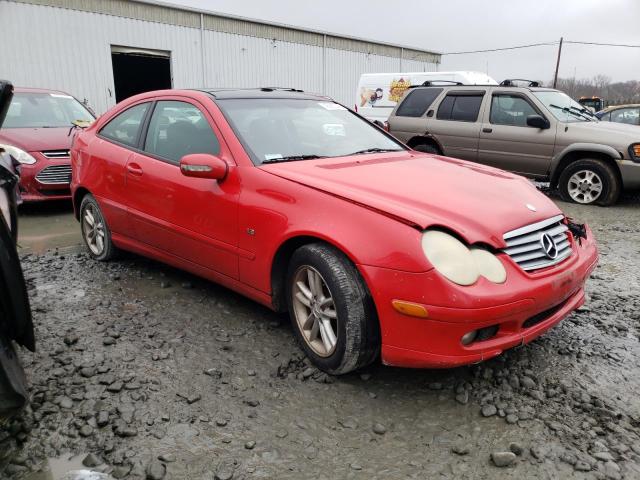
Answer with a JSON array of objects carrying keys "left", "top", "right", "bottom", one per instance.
[{"left": 0, "top": 80, "right": 34, "bottom": 418}]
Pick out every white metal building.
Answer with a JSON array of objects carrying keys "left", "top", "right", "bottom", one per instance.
[{"left": 0, "top": 0, "right": 441, "bottom": 114}]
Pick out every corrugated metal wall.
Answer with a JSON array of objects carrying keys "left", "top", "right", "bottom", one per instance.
[{"left": 0, "top": 0, "right": 439, "bottom": 114}]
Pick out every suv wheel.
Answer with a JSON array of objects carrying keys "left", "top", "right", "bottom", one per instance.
[
  {"left": 558, "top": 158, "right": 620, "bottom": 206},
  {"left": 413, "top": 143, "right": 440, "bottom": 155},
  {"left": 286, "top": 243, "right": 380, "bottom": 375}
]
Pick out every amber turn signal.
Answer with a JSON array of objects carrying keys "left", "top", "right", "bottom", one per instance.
[{"left": 391, "top": 300, "right": 429, "bottom": 318}]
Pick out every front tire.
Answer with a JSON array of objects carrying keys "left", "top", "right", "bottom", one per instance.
[
  {"left": 558, "top": 158, "right": 620, "bottom": 206},
  {"left": 286, "top": 244, "right": 379, "bottom": 375},
  {"left": 80, "top": 194, "right": 117, "bottom": 261}
]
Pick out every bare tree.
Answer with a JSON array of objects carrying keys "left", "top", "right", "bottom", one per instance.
[{"left": 554, "top": 76, "right": 640, "bottom": 105}]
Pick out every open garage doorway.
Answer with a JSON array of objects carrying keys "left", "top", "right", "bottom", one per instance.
[{"left": 111, "top": 46, "right": 172, "bottom": 103}]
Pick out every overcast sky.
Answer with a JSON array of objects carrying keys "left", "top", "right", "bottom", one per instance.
[{"left": 165, "top": 0, "right": 639, "bottom": 83}]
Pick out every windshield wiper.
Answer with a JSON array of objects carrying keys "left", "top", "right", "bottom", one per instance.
[
  {"left": 349, "top": 148, "right": 404, "bottom": 155},
  {"left": 261, "top": 154, "right": 324, "bottom": 164},
  {"left": 568, "top": 105, "right": 597, "bottom": 120},
  {"left": 549, "top": 104, "right": 593, "bottom": 121}
]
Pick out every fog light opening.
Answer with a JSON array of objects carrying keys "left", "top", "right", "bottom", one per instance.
[
  {"left": 461, "top": 330, "right": 478, "bottom": 345},
  {"left": 461, "top": 325, "right": 499, "bottom": 346}
]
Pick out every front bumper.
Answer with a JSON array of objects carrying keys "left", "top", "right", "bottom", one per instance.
[
  {"left": 359, "top": 226, "right": 598, "bottom": 368},
  {"left": 619, "top": 159, "right": 640, "bottom": 190},
  {"left": 18, "top": 154, "right": 71, "bottom": 202}
]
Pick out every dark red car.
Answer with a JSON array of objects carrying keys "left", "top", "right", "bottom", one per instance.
[
  {"left": 71, "top": 88, "right": 598, "bottom": 374},
  {"left": 0, "top": 87, "right": 94, "bottom": 201}
]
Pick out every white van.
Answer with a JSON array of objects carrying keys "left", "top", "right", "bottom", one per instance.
[{"left": 355, "top": 71, "right": 498, "bottom": 123}]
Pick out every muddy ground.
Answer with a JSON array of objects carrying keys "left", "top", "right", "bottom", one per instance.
[{"left": 1, "top": 193, "right": 639, "bottom": 480}]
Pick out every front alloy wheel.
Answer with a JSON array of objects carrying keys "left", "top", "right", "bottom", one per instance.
[
  {"left": 567, "top": 169, "right": 603, "bottom": 204},
  {"left": 558, "top": 158, "right": 620, "bottom": 206},
  {"left": 291, "top": 266, "right": 338, "bottom": 357},
  {"left": 286, "top": 243, "right": 380, "bottom": 374}
]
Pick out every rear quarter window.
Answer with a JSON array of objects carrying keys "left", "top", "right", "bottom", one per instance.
[
  {"left": 395, "top": 88, "right": 443, "bottom": 117},
  {"left": 99, "top": 102, "right": 150, "bottom": 148},
  {"left": 437, "top": 93, "right": 484, "bottom": 122}
]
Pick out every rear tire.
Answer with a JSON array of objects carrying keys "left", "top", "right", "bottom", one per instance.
[
  {"left": 558, "top": 158, "right": 620, "bottom": 206},
  {"left": 413, "top": 143, "right": 440, "bottom": 155},
  {"left": 286, "top": 243, "right": 380, "bottom": 375},
  {"left": 80, "top": 194, "right": 117, "bottom": 261}
]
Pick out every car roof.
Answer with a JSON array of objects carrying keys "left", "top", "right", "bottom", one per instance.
[
  {"left": 194, "top": 88, "right": 330, "bottom": 101},
  {"left": 13, "top": 87, "right": 71, "bottom": 95},
  {"left": 599, "top": 104, "right": 640, "bottom": 113}
]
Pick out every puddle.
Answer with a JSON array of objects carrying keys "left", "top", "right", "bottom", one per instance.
[
  {"left": 24, "top": 455, "right": 111, "bottom": 480},
  {"left": 18, "top": 202, "right": 80, "bottom": 254}
]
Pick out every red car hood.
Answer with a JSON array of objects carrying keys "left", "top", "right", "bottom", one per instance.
[
  {"left": 0, "top": 127, "right": 72, "bottom": 152},
  {"left": 260, "top": 152, "right": 563, "bottom": 248}
]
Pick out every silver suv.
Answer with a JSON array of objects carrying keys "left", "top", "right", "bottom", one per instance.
[{"left": 388, "top": 80, "right": 640, "bottom": 205}]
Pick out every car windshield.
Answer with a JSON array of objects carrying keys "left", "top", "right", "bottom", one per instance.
[
  {"left": 533, "top": 91, "right": 597, "bottom": 123},
  {"left": 216, "top": 98, "right": 404, "bottom": 165},
  {"left": 3, "top": 92, "right": 94, "bottom": 128}
]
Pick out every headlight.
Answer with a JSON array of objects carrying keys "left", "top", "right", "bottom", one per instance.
[
  {"left": 421, "top": 230, "right": 506, "bottom": 286},
  {"left": 629, "top": 143, "right": 640, "bottom": 162},
  {"left": 0, "top": 144, "right": 37, "bottom": 165}
]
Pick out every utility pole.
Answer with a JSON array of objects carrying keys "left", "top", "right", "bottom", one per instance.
[{"left": 553, "top": 37, "right": 563, "bottom": 88}]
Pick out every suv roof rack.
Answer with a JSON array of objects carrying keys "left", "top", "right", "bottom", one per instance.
[
  {"left": 407, "top": 80, "right": 465, "bottom": 89},
  {"left": 499, "top": 79, "right": 541, "bottom": 87},
  {"left": 422, "top": 80, "right": 464, "bottom": 87},
  {"left": 259, "top": 87, "right": 305, "bottom": 92}
]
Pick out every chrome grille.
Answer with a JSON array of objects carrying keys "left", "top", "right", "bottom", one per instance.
[
  {"left": 41, "top": 150, "right": 70, "bottom": 159},
  {"left": 502, "top": 214, "right": 572, "bottom": 271},
  {"left": 35, "top": 165, "right": 72, "bottom": 185}
]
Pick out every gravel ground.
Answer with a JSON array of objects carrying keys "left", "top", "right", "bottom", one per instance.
[{"left": 1, "top": 193, "right": 639, "bottom": 479}]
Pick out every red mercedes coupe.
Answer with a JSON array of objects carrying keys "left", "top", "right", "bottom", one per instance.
[{"left": 71, "top": 88, "right": 598, "bottom": 374}]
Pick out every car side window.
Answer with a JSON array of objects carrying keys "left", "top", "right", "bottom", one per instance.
[
  {"left": 490, "top": 94, "right": 539, "bottom": 127},
  {"left": 436, "top": 93, "right": 484, "bottom": 122},
  {"left": 599, "top": 112, "right": 611, "bottom": 121},
  {"left": 611, "top": 107, "right": 640, "bottom": 125},
  {"left": 144, "top": 101, "right": 220, "bottom": 163},
  {"left": 99, "top": 102, "right": 150, "bottom": 147},
  {"left": 395, "top": 88, "right": 443, "bottom": 117}
]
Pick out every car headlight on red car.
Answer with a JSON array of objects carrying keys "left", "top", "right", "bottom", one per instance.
[
  {"left": 421, "top": 230, "right": 506, "bottom": 286},
  {"left": 0, "top": 144, "right": 37, "bottom": 165}
]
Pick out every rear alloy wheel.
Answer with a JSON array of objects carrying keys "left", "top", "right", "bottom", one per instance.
[
  {"left": 286, "top": 243, "right": 379, "bottom": 375},
  {"left": 558, "top": 158, "right": 620, "bottom": 206},
  {"left": 80, "top": 194, "right": 117, "bottom": 261}
]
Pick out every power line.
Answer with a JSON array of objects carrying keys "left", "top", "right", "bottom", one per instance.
[
  {"left": 442, "top": 39, "right": 640, "bottom": 56},
  {"left": 565, "top": 40, "right": 640, "bottom": 48},
  {"left": 443, "top": 41, "right": 558, "bottom": 55}
]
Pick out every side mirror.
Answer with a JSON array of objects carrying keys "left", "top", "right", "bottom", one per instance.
[
  {"left": 526, "top": 114, "right": 550, "bottom": 129},
  {"left": 179, "top": 153, "right": 227, "bottom": 181}
]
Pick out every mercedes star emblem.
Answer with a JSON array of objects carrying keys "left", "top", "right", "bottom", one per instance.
[
  {"left": 540, "top": 233, "right": 558, "bottom": 259},
  {"left": 526, "top": 203, "right": 537, "bottom": 212}
]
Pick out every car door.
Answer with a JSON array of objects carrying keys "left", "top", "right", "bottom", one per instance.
[
  {"left": 426, "top": 90, "right": 486, "bottom": 161},
  {"left": 93, "top": 101, "right": 152, "bottom": 235},
  {"left": 387, "top": 88, "right": 444, "bottom": 143},
  {"left": 125, "top": 97, "right": 240, "bottom": 279},
  {"left": 477, "top": 92, "right": 556, "bottom": 176}
]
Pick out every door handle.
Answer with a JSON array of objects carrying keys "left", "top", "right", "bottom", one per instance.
[
  {"left": 127, "top": 163, "right": 143, "bottom": 176},
  {"left": 482, "top": 127, "right": 493, "bottom": 133}
]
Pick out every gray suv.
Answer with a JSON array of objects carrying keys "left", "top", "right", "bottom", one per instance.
[{"left": 388, "top": 80, "right": 640, "bottom": 205}]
